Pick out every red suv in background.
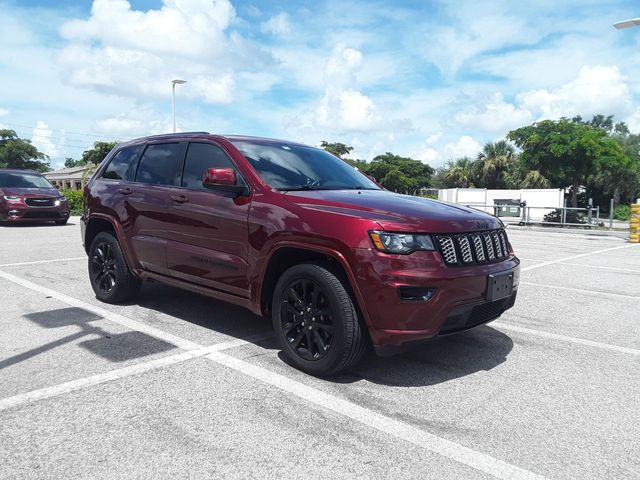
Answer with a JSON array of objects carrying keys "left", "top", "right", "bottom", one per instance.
[
  {"left": 82, "top": 133, "right": 519, "bottom": 375},
  {"left": 0, "top": 169, "right": 70, "bottom": 225}
]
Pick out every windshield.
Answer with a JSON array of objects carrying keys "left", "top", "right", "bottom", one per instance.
[
  {"left": 0, "top": 172, "right": 54, "bottom": 188},
  {"left": 231, "top": 141, "right": 380, "bottom": 191}
]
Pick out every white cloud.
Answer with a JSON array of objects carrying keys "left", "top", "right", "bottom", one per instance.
[
  {"left": 0, "top": 108, "right": 8, "bottom": 117},
  {"left": 260, "top": 13, "right": 290, "bottom": 36},
  {"left": 455, "top": 93, "right": 533, "bottom": 133},
  {"left": 56, "top": 0, "right": 267, "bottom": 104},
  {"left": 31, "top": 121, "right": 63, "bottom": 159},
  {"left": 518, "top": 65, "right": 632, "bottom": 121},
  {"left": 291, "top": 46, "right": 384, "bottom": 134},
  {"left": 443, "top": 135, "right": 481, "bottom": 160}
]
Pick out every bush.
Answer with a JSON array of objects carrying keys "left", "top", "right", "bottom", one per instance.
[
  {"left": 59, "top": 188, "right": 83, "bottom": 215},
  {"left": 613, "top": 205, "right": 631, "bottom": 221},
  {"left": 543, "top": 209, "right": 585, "bottom": 224}
]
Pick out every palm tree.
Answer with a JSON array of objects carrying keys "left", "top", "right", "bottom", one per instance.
[
  {"left": 476, "top": 140, "right": 516, "bottom": 189},
  {"left": 438, "top": 157, "right": 478, "bottom": 188}
]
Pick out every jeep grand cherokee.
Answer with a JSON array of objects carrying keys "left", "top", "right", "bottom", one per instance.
[{"left": 82, "top": 133, "right": 519, "bottom": 375}]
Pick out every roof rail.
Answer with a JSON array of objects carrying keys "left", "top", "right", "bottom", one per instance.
[{"left": 124, "top": 131, "right": 210, "bottom": 142}]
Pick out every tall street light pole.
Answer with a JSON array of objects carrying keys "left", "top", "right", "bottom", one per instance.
[
  {"left": 171, "top": 79, "right": 187, "bottom": 133},
  {"left": 613, "top": 18, "right": 640, "bottom": 204}
]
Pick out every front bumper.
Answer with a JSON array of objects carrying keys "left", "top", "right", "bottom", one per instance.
[
  {"left": 351, "top": 247, "right": 520, "bottom": 348},
  {"left": 0, "top": 204, "right": 70, "bottom": 222}
]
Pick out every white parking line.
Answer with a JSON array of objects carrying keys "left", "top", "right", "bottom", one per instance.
[
  {"left": 0, "top": 268, "right": 547, "bottom": 480},
  {"left": 0, "top": 340, "right": 248, "bottom": 412},
  {"left": 556, "top": 262, "right": 640, "bottom": 274},
  {"left": 208, "top": 351, "right": 546, "bottom": 480},
  {"left": 0, "top": 269, "right": 200, "bottom": 350},
  {"left": 521, "top": 244, "right": 639, "bottom": 272},
  {"left": 493, "top": 322, "right": 640, "bottom": 357},
  {"left": 0, "top": 257, "right": 86, "bottom": 268},
  {"left": 519, "top": 281, "right": 638, "bottom": 300}
]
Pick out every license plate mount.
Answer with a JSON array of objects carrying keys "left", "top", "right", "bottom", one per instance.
[{"left": 486, "top": 271, "right": 514, "bottom": 301}]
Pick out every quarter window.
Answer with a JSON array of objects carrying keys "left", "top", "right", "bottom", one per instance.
[
  {"left": 102, "top": 145, "right": 142, "bottom": 181},
  {"left": 182, "top": 143, "right": 235, "bottom": 190},
  {"left": 135, "top": 143, "right": 185, "bottom": 186}
]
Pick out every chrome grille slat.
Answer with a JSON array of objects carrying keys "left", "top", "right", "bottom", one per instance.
[
  {"left": 471, "top": 234, "right": 485, "bottom": 262},
  {"left": 457, "top": 235, "right": 473, "bottom": 263},
  {"left": 436, "top": 236, "right": 457, "bottom": 264},
  {"left": 492, "top": 231, "right": 503, "bottom": 258}
]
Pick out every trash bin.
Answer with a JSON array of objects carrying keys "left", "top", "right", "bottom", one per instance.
[{"left": 493, "top": 199, "right": 521, "bottom": 217}]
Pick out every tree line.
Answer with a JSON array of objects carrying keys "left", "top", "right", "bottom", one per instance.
[
  {"left": 322, "top": 114, "right": 640, "bottom": 208},
  {"left": 2, "top": 113, "right": 639, "bottom": 211}
]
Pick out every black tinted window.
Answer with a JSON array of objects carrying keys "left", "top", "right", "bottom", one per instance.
[
  {"left": 0, "top": 172, "right": 52, "bottom": 188},
  {"left": 231, "top": 141, "right": 379, "bottom": 191},
  {"left": 182, "top": 143, "right": 235, "bottom": 189},
  {"left": 135, "top": 143, "right": 184, "bottom": 186},
  {"left": 103, "top": 145, "right": 142, "bottom": 181}
]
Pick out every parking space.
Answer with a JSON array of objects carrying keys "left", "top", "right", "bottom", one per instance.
[{"left": 1, "top": 219, "right": 639, "bottom": 480}]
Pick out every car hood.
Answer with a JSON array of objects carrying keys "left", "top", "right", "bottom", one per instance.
[
  {"left": 283, "top": 189, "right": 502, "bottom": 233},
  {"left": 0, "top": 187, "right": 60, "bottom": 197}
]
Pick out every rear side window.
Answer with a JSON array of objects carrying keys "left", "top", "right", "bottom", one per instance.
[
  {"left": 102, "top": 145, "right": 142, "bottom": 181},
  {"left": 135, "top": 143, "right": 184, "bottom": 187},
  {"left": 182, "top": 143, "right": 235, "bottom": 190}
]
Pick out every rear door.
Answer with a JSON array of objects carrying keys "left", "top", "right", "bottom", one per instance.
[
  {"left": 126, "top": 141, "right": 187, "bottom": 274},
  {"left": 164, "top": 141, "right": 251, "bottom": 296}
]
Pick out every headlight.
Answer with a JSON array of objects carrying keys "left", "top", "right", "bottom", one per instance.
[
  {"left": 369, "top": 231, "right": 435, "bottom": 254},
  {"left": 55, "top": 196, "right": 67, "bottom": 207},
  {"left": 3, "top": 195, "right": 22, "bottom": 202}
]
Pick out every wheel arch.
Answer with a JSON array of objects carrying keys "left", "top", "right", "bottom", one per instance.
[
  {"left": 258, "top": 243, "right": 372, "bottom": 329},
  {"left": 84, "top": 214, "right": 139, "bottom": 272}
]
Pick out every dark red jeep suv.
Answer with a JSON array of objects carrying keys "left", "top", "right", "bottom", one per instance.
[
  {"left": 0, "top": 169, "right": 70, "bottom": 225},
  {"left": 82, "top": 133, "right": 519, "bottom": 375}
]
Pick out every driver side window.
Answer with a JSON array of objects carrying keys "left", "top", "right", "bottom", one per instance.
[{"left": 181, "top": 142, "right": 236, "bottom": 190}]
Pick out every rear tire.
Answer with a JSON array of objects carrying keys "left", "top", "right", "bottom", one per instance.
[
  {"left": 272, "top": 263, "right": 368, "bottom": 376},
  {"left": 88, "top": 231, "right": 141, "bottom": 303}
]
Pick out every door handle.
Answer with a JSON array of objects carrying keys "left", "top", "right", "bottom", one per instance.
[
  {"left": 170, "top": 195, "right": 189, "bottom": 204},
  {"left": 118, "top": 187, "right": 133, "bottom": 195}
]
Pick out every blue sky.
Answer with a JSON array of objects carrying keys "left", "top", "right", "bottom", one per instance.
[{"left": 1, "top": 0, "right": 640, "bottom": 169}]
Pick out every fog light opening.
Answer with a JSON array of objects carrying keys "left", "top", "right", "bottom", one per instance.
[{"left": 398, "top": 287, "right": 437, "bottom": 302}]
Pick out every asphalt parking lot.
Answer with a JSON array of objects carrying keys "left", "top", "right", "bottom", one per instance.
[{"left": 1, "top": 219, "right": 638, "bottom": 480}]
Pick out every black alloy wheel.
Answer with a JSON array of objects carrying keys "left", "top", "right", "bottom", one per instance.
[
  {"left": 90, "top": 241, "right": 117, "bottom": 295},
  {"left": 272, "top": 263, "right": 368, "bottom": 376},
  {"left": 280, "top": 278, "right": 335, "bottom": 361},
  {"left": 88, "top": 231, "right": 141, "bottom": 303}
]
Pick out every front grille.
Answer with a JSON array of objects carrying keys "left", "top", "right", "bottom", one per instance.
[
  {"left": 25, "top": 197, "right": 55, "bottom": 207},
  {"left": 23, "top": 211, "right": 62, "bottom": 219},
  {"left": 435, "top": 229, "right": 510, "bottom": 266}
]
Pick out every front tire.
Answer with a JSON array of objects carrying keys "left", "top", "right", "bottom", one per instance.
[
  {"left": 88, "top": 231, "right": 141, "bottom": 303},
  {"left": 272, "top": 263, "right": 367, "bottom": 376},
  {"left": 55, "top": 219, "right": 68, "bottom": 226}
]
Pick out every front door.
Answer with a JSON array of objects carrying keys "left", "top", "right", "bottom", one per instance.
[{"left": 164, "top": 141, "right": 251, "bottom": 297}]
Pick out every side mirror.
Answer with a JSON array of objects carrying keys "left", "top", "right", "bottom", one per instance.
[{"left": 202, "top": 168, "right": 248, "bottom": 196}]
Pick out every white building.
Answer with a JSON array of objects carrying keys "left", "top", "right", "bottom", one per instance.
[
  {"left": 438, "top": 188, "right": 564, "bottom": 221},
  {"left": 44, "top": 165, "right": 91, "bottom": 190}
]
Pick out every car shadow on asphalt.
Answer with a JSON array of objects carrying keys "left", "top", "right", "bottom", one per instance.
[
  {"left": 331, "top": 326, "right": 514, "bottom": 387},
  {"left": 0, "top": 306, "right": 176, "bottom": 370},
  {"left": 134, "top": 283, "right": 514, "bottom": 388}
]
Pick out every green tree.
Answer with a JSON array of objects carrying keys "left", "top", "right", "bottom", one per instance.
[
  {"left": 64, "top": 157, "right": 86, "bottom": 168},
  {"left": 0, "top": 129, "right": 50, "bottom": 172},
  {"left": 476, "top": 140, "right": 516, "bottom": 189},
  {"left": 434, "top": 157, "right": 479, "bottom": 188},
  {"left": 507, "top": 119, "right": 630, "bottom": 207},
  {"left": 367, "top": 152, "right": 434, "bottom": 194},
  {"left": 320, "top": 141, "right": 353, "bottom": 159},
  {"left": 81, "top": 141, "right": 118, "bottom": 165}
]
